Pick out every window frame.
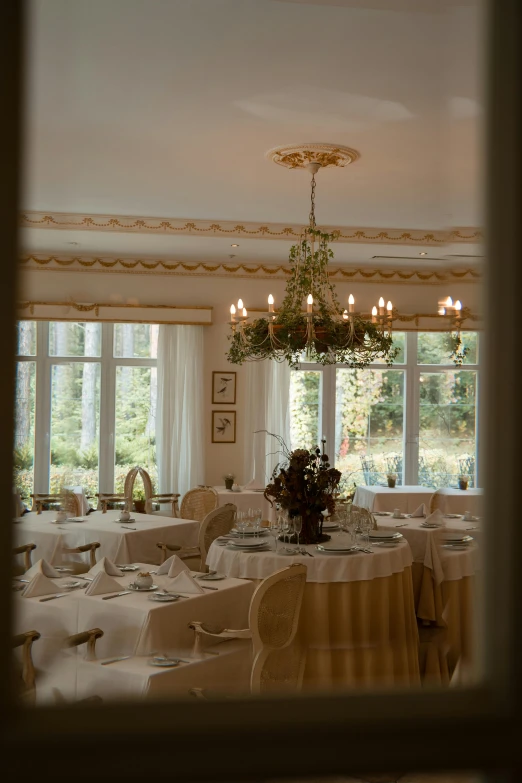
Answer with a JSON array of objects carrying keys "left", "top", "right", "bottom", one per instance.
[
  {"left": 15, "top": 321, "right": 157, "bottom": 495},
  {"left": 294, "top": 331, "right": 480, "bottom": 487}
]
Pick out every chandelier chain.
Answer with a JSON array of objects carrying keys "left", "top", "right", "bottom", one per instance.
[{"left": 309, "top": 173, "right": 316, "bottom": 229}]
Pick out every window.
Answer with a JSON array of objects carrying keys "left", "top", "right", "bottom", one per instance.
[
  {"left": 290, "top": 331, "right": 480, "bottom": 489},
  {"left": 13, "top": 321, "right": 158, "bottom": 501}
]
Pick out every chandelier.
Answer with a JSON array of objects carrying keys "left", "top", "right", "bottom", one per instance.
[{"left": 226, "top": 147, "right": 398, "bottom": 368}]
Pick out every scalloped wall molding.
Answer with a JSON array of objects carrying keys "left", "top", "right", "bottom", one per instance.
[
  {"left": 19, "top": 254, "right": 483, "bottom": 284},
  {"left": 19, "top": 211, "right": 483, "bottom": 246}
]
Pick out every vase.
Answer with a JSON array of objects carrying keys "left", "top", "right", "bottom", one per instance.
[
  {"left": 387, "top": 478, "right": 396, "bottom": 488},
  {"left": 134, "top": 500, "right": 146, "bottom": 513},
  {"left": 300, "top": 511, "right": 330, "bottom": 545},
  {"left": 224, "top": 478, "right": 234, "bottom": 490},
  {"left": 458, "top": 480, "right": 468, "bottom": 490}
]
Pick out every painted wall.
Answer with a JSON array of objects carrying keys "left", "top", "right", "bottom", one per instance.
[{"left": 19, "top": 267, "right": 484, "bottom": 486}]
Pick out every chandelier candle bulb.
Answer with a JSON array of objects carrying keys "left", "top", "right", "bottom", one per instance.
[
  {"left": 230, "top": 304, "right": 236, "bottom": 323},
  {"left": 446, "top": 296, "right": 453, "bottom": 307},
  {"left": 237, "top": 298, "right": 244, "bottom": 310},
  {"left": 439, "top": 306, "right": 446, "bottom": 316},
  {"left": 242, "top": 308, "right": 247, "bottom": 318},
  {"left": 372, "top": 306, "right": 378, "bottom": 324},
  {"left": 348, "top": 294, "right": 355, "bottom": 314},
  {"left": 307, "top": 294, "right": 313, "bottom": 313},
  {"left": 268, "top": 294, "right": 274, "bottom": 313},
  {"left": 342, "top": 310, "right": 349, "bottom": 320},
  {"left": 378, "top": 297, "right": 385, "bottom": 316}
]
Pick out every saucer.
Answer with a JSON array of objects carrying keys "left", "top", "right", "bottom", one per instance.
[
  {"left": 148, "top": 656, "right": 182, "bottom": 667},
  {"left": 149, "top": 593, "right": 180, "bottom": 602},
  {"left": 114, "top": 518, "right": 136, "bottom": 523},
  {"left": 115, "top": 564, "right": 140, "bottom": 571},
  {"left": 127, "top": 582, "right": 158, "bottom": 592}
]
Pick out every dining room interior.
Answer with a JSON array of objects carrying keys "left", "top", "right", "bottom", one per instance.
[{"left": 8, "top": 1, "right": 494, "bottom": 781}]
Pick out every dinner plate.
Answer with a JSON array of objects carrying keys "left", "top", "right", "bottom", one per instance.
[
  {"left": 374, "top": 541, "right": 402, "bottom": 548},
  {"left": 54, "top": 566, "right": 73, "bottom": 573},
  {"left": 113, "top": 518, "right": 136, "bottom": 523},
  {"left": 229, "top": 538, "right": 269, "bottom": 548},
  {"left": 115, "top": 564, "right": 140, "bottom": 571},
  {"left": 316, "top": 543, "right": 358, "bottom": 553},
  {"left": 148, "top": 657, "right": 182, "bottom": 667},
  {"left": 231, "top": 528, "right": 269, "bottom": 537},
  {"left": 443, "top": 533, "right": 473, "bottom": 543},
  {"left": 369, "top": 530, "right": 403, "bottom": 540},
  {"left": 373, "top": 512, "right": 392, "bottom": 516},
  {"left": 149, "top": 593, "right": 180, "bottom": 602},
  {"left": 227, "top": 544, "right": 271, "bottom": 552},
  {"left": 444, "top": 514, "right": 462, "bottom": 519},
  {"left": 420, "top": 523, "right": 443, "bottom": 529},
  {"left": 127, "top": 583, "right": 159, "bottom": 592},
  {"left": 442, "top": 543, "right": 472, "bottom": 550},
  {"left": 62, "top": 580, "right": 83, "bottom": 589}
]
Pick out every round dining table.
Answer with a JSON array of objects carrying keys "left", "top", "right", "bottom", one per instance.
[{"left": 207, "top": 531, "right": 420, "bottom": 691}]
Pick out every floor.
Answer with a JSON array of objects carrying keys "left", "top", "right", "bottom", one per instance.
[{"left": 267, "top": 775, "right": 481, "bottom": 783}]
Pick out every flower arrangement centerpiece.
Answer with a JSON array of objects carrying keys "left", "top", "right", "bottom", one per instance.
[
  {"left": 264, "top": 435, "right": 342, "bottom": 545},
  {"left": 458, "top": 474, "right": 469, "bottom": 490},
  {"left": 223, "top": 473, "right": 236, "bottom": 490},
  {"left": 387, "top": 472, "right": 398, "bottom": 488}
]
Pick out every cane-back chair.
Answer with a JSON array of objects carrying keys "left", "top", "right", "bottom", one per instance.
[
  {"left": 189, "top": 563, "right": 307, "bottom": 694},
  {"left": 13, "top": 543, "right": 37, "bottom": 576},
  {"left": 61, "top": 542, "right": 101, "bottom": 574},
  {"left": 179, "top": 486, "right": 218, "bottom": 522},
  {"left": 13, "top": 630, "right": 41, "bottom": 705},
  {"left": 157, "top": 503, "right": 236, "bottom": 572},
  {"left": 429, "top": 490, "right": 444, "bottom": 514}
]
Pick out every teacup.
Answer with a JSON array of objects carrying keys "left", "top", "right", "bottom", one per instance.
[
  {"left": 135, "top": 572, "right": 153, "bottom": 589},
  {"left": 392, "top": 508, "right": 402, "bottom": 519},
  {"left": 119, "top": 510, "right": 131, "bottom": 521},
  {"left": 462, "top": 510, "right": 472, "bottom": 521},
  {"left": 55, "top": 510, "right": 67, "bottom": 522}
]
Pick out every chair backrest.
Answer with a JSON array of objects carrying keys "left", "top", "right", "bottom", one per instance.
[
  {"left": 180, "top": 486, "right": 218, "bottom": 522},
  {"left": 13, "top": 630, "right": 40, "bottom": 704},
  {"left": 248, "top": 563, "right": 307, "bottom": 694},
  {"left": 199, "top": 503, "right": 236, "bottom": 565},
  {"left": 429, "top": 490, "right": 443, "bottom": 514},
  {"left": 123, "top": 466, "right": 154, "bottom": 512},
  {"left": 63, "top": 490, "right": 81, "bottom": 516},
  {"left": 13, "top": 543, "right": 37, "bottom": 573}
]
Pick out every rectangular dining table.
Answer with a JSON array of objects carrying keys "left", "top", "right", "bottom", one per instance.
[
  {"left": 214, "top": 486, "right": 276, "bottom": 522},
  {"left": 13, "top": 565, "right": 255, "bottom": 704},
  {"left": 13, "top": 510, "right": 200, "bottom": 566},
  {"left": 353, "top": 485, "right": 434, "bottom": 514}
]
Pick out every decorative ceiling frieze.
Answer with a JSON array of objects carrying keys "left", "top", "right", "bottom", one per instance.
[
  {"left": 19, "top": 211, "right": 483, "bottom": 246},
  {"left": 19, "top": 254, "right": 482, "bottom": 284}
]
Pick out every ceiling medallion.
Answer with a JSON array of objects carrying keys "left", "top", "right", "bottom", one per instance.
[
  {"left": 226, "top": 156, "right": 397, "bottom": 368},
  {"left": 266, "top": 143, "right": 360, "bottom": 170}
]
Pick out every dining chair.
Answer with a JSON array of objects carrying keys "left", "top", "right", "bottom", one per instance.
[
  {"left": 30, "top": 493, "right": 62, "bottom": 514},
  {"left": 13, "top": 543, "right": 37, "bottom": 576},
  {"left": 179, "top": 486, "right": 218, "bottom": 523},
  {"left": 156, "top": 503, "right": 236, "bottom": 572},
  {"left": 66, "top": 628, "right": 104, "bottom": 661},
  {"left": 350, "top": 504, "right": 378, "bottom": 530},
  {"left": 429, "top": 490, "right": 443, "bottom": 514},
  {"left": 188, "top": 563, "right": 307, "bottom": 694},
  {"left": 13, "top": 630, "right": 41, "bottom": 705},
  {"left": 60, "top": 541, "right": 101, "bottom": 574}
]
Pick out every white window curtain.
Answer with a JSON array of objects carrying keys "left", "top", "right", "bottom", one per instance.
[
  {"left": 156, "top": 325, "right": 205, "bottom": 500},
  {"left": 243, "top": 360, "right": 291, "bottom": 485}
]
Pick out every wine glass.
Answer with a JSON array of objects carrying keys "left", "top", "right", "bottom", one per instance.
[
  {"left": 293, "top": 515, "right": 303, "bottom": 553},
  {"left": 280, "top": 511, "right": 291, "bottom": 551},
  {"left": 359, "top": 513, "right": 373, "bottom": 549},
  {"left": 253, "top": 508, "right": 262, "bottom": 537},
  {"left": 235, "top": 510, "right": 246, "bottom": 539}
]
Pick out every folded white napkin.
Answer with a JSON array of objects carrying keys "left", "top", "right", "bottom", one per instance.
[
  {"left": 88, "top": 557, "right": 123, "bottom": 577},
  {"left": 167, "top": 571, "right": 205, "bottom": 595},
  {"left": 424, "top": 508, "right": 446, "bottom": 527},
  {"left": 84, "top": 571, "right": 123, "bottom": 596},
  {"left": 25, "top": 558, "right": 62, "bottom": 579},
  {"left": 21, "top": 572, "right": 61, "bottom": 598},
  {"left": 243, "top": 478, "right": 265, "bottom": 491},
  {"left": 156, "top": 554, "right": 190, "bottom": 577},
  {"left": 411, "top": 503, "right": 427, "bottom": 518}
]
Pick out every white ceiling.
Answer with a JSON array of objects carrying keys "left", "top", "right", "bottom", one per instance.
[{"left": 21, "top": 0, "right": 483, "bottom": 267}]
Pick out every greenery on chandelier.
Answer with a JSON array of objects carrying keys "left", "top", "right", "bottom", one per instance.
[{"left": 227, "top": 227, "right": 398, "bottom": 368}]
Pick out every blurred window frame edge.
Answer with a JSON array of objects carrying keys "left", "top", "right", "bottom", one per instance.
[{"left": 1, "top": 1, "right": 521, "bottom": 781}]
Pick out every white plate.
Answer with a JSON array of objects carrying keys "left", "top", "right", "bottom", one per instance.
[
  {"left": 231, "top": 528, "right": 268, "bottom": 537},
  {"left": 444, "top": 514, "right": 462, "bottom": 519},
  {"left": 127, "top": 583, "right": 159, "bottom": 592},
  {"left": 374, "top": 541, "right": 401, "bottom": 548},
  {"left": 62, "top": 580, "right": 83, "bottom": 589},
  {"left": 443, "top": 533, "right": 473, "bottom": 543},
  {"left": 148, "top": 657, "right": 182, "bottom": 666},
  {"left": 113, "top": 518, "right": 136, "bottom": 523},
  {"left": 115, "top": 564, "right": 140, "bottom": 571},
  {"left": 197, "top": 573, "right": 227, "bottom": 581},
  {"left": 227, "top": 544, "right": 271, "bottom": 552},
  {"left": 369, "top": 530, "right": 402, "bottom": 540},
  {"left": 316, "top": 543, "right": 358, "bottom": 553},
  {"left": 420, "top": 523, "right": 443, "bottom": 529},
  {"left": 229, "top": 538, "right": 269, "bottom": 548},
  {"left": 442, "top": 543, "right": 471, "bottom": 550},
  {"left": 149, "top": 593, "right": 180, "bottom": 602}
]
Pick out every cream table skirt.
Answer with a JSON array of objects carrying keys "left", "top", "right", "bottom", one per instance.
[
  {"left": 433, "top": 488, "right": 483, "bottom": 516},
  {"left": 354, "top": 486, "right": 433, "bottom": 514},
  {"left": 13, "top": 510, "right": 199, "bottom": 566},
  {"left": 207, "top": 536, "right": 420, "bottom": 690}
]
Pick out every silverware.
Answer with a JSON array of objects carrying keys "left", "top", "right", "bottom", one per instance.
[
  {"left": 74, "top": 575, "right": 93, "bottom": 581},
  {"left": 40, "top": 593, "right": 69, "bottom": 602},
  {"left": 102, "top": 591, "right": 132, "bottom": 600},
  {"left": 101, "top": 656, "right": 132, "bottom": 666},
  {"left": 466, "top": 526, "right": 478, "bottom": 530},
  {"left": 121, "top": 525, "right": 137, "bottom": 530},
  {"left": 200, "top": 585, "right": 218, "bottom": 591},
  {"left": 395, "top": 523, "right": 408, "bottom": 528},
  {"left": 14, "top": 578, "right": 30, "bottom": 583}
]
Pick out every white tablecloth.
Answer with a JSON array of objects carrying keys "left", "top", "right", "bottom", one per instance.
[
  {"left": 354, "top": 485, "right": 434, "bottom": 513},
  {"left": 14, "top": 565, "right": 254, "bottom": 703},
  {"left": 206, "top": 532, "right": 413, "bottom": 584},
  {"left": 375, "top": 516, "right": 480, "bottom": 584},
  {"left": 13, "top": 511, "right": 199, "bottom": 566},
  {"left": 214, "top": 486, "right": 275, "bottom": 522},
  {"left": 433, "top": 488, "right": 483, "bottom": 516}
]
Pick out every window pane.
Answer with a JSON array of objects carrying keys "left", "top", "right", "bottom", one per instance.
[
  {"left": 13, "top": 361, "right": 36, "bottom": 501},
  {"left": 16, "top": 321, "right": 36, "bottom": 356},
  {"left": 289, "top": 370, "right": 321, "bottom": 450},
  {"left": 113, "top": 323, "right": 159, "bottom": 358},
  {"left": 418, "top": 370, "right": 477, "bottom": 487},
  {"left": 115, "top": 366, "right": 157, "bottom": 492},
  {"left": 50, "top": 362, "right": 101, "bottom": 496},
  {"left": 49, "top": 322, "right": 101, "bottom": 357},
  {"left": 418, "top": 331, "right": 478, "bottom": 364},
  {"left": 371, "top": 332, "right": 406, "bottom": 364},
  {"left": 335, "top": 369, "right": 405, "bottom": 486}
]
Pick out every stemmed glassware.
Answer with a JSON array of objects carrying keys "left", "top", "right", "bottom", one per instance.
[
  {"left": 280, "top": 510, "right": 291, "bottom": 552},
  {"left": 293, "top": 515, "right": 303, "bottom": 554},
  {"left": 359, "top": 513, "right": 373, "bottom": 549}
]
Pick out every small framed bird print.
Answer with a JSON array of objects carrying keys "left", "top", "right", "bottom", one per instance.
[
  {"left": 212, "top": 371, "right": 236, "bottom": 404},
  {"left": 212, "top": 411, "right": 236, "bottom": 443}
]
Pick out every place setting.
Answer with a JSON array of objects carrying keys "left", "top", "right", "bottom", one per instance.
[{"left": 441, "top": 532, "right": 475, "bottom": 551}]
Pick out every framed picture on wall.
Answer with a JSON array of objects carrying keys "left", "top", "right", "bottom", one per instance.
[
  {"left": 212, "top": 371, "right": 236, "bottom": 404},
  {"left": 212, "top": 411, "right": 236, "bottom": 443}
]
